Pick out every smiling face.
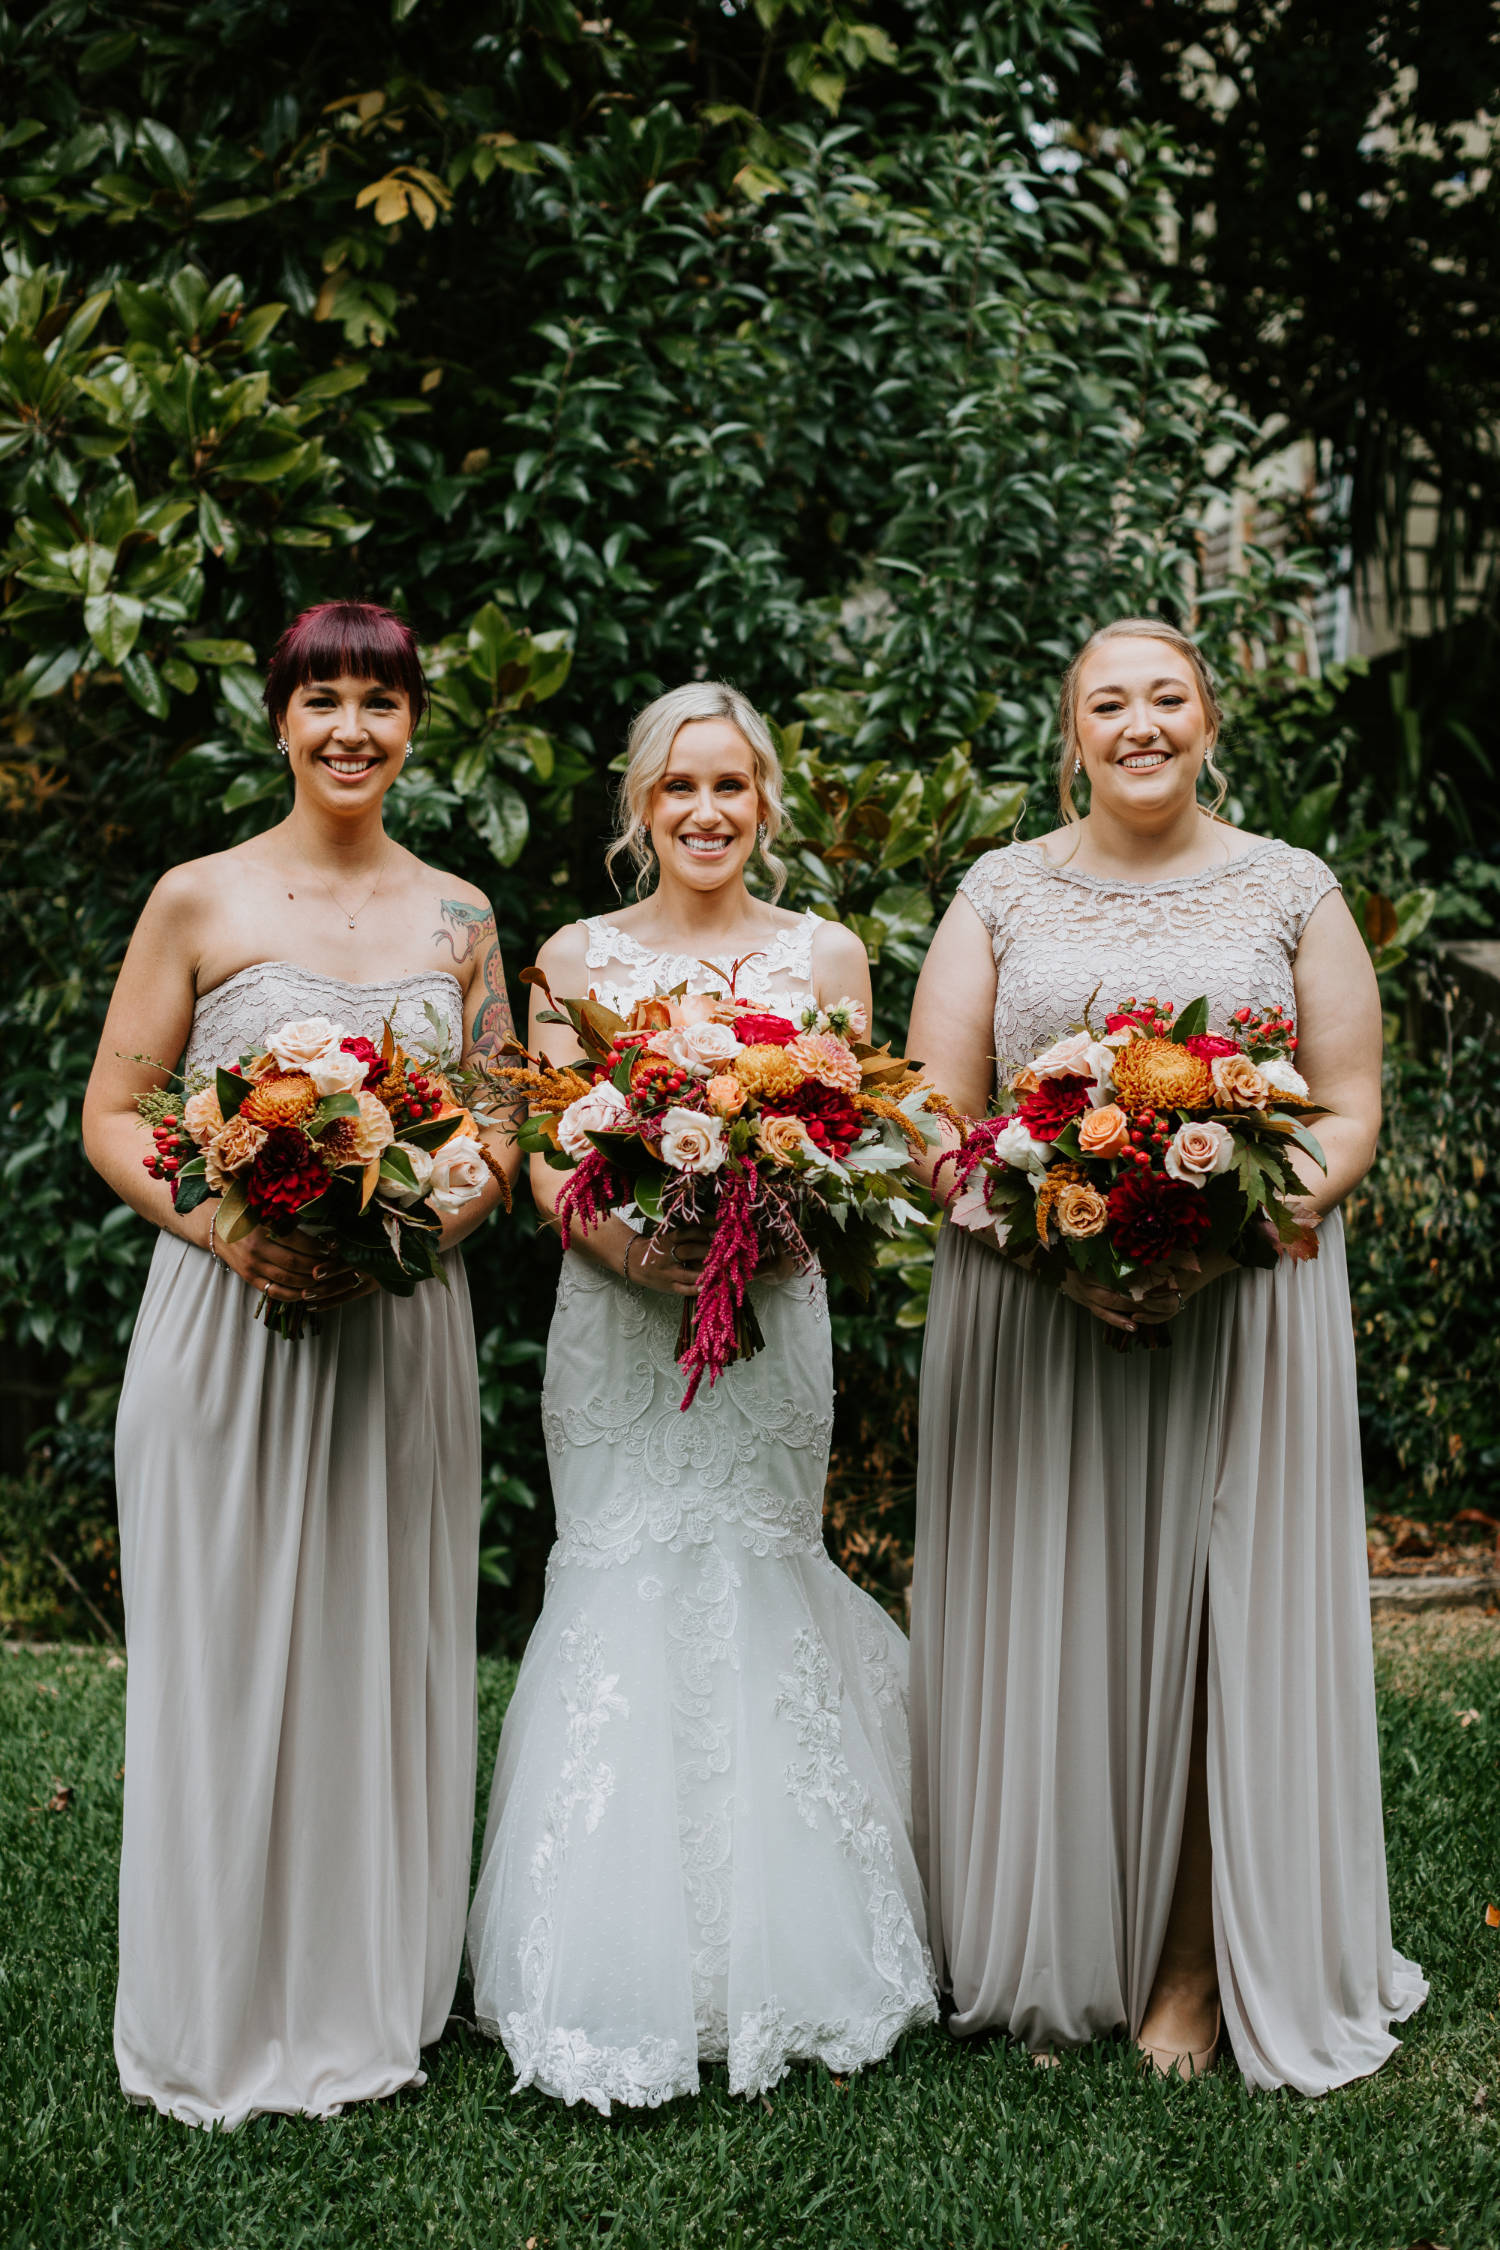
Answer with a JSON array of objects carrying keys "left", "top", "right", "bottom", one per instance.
[
  {"left": 649, "top": 717, "right": 763, "bottom": 893},
  {"left": 1072, "top": 636, "right": 1212, "bottom": 824},
  {"left": 279, "top": 674, "right": 412, "bottom": 815}
]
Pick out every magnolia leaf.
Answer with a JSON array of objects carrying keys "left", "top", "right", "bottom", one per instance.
[
  {"left": 83, "top": 590, "right": 143, "bottom": 663},
  {"left": 217, "top": 1182, "right": 255, "bottom": 1245},
  {"left": 217, "top": 1067, "right": 251, "bottom": 1117}
]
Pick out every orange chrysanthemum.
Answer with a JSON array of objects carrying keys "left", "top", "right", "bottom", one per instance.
[
  {"left": 1111, "top": 1037, "right": 1213, "bottom": 1112},
  {"left": 733, "top": 1044, "right": 804, "bottom": 1100},
  {"left": 239, "top": 1071, "right": 319, "bottom": 1129}
]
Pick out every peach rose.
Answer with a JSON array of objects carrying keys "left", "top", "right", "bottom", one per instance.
[
  {"left": 347, "top": 1089, "right": 396, "bottom": 1163},
  {"left": 705, "top": 1073, "right": 746, "bottom": 1118},
  {"left": 1210, "top": 1053, "right": 1271, "bottom": 1111},
  {"left": 205, "top": 1114, "right": 268, "bottom": 1190},
  {"left": 1164, "top": 1119, "right": 1235, "bottom": 1186},
  {"left": 1054, "top": 1180, "right": 1109, "bottom": 1238},
  {"left": 183, "top": 1085, "right": 224, "bottom": 1147},
  {"left": 1076, "top": 1103, "right": 1130, "bottom": 1158},
  {"left": 756, "top": 1113, "right": 814, "bottom": 1166},
  {"left": 658, "top": 1107, "right": 725, "bottom": 1175}
]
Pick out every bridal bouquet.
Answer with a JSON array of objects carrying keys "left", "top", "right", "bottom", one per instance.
[
  {"left": 940, "top": 993, "right": 1326, "bottom": 1347},
  {"left": 480, "top": 977, "right": 938, "bottom": 1407},
  {"left": 138, "top": 1013, "right": 505, "bottom": 1339}
]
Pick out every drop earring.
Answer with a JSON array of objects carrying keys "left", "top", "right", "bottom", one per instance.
[
  {"left": 404, "top": 741, "right": 413, "bottom": 763},
  {"left": 756, "top": 822, "right": 767, "bottom": 846}
]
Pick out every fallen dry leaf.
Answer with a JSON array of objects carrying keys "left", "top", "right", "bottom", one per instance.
[
  {"left": 1458, "top": 1709, "right": 1482, "bottom": 1727},
  {"left": 40, "top": 1781, "right": 73, "bottom": 1813},
  {"left": 1486, "top": 1904, "right": 1500, "bottom": 1929}
]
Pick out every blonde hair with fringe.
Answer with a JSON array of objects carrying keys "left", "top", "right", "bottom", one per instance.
[
  {"left": 607, "top": 681, "right": 790, "bottom": 899},
  {"left": 1056, "top": 617, "right": 1227, "bottom": 824}
]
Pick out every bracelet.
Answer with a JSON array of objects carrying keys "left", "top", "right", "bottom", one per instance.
[
  {"left": 621, "top": 1233, "right": 636, "bottom": 1281},
  {"left": 207, "top": 1203, "right": 226, "bottom": 1270}
]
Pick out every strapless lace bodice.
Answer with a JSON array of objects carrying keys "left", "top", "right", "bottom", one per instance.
[
  {"left": 958, "top": 837, "right": 1339, "bottom": 1086},
  {"left": 183, "top": 959, "right": 464, "bottom": 1079},
  {"left": 580, "top": 911, "right": 821, "bottom": 1019}
]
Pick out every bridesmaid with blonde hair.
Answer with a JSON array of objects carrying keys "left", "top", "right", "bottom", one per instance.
[
  {"left": 907, "top": 617, "right": 1426, "bottom": 2089},
  {"left": 466, "top": 680, "right": 937, "bottom": 2114}
]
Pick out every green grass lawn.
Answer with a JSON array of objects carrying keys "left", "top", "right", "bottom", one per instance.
[{"left": 2, "top": 1615, "right": 1497, "bottom": 2250}]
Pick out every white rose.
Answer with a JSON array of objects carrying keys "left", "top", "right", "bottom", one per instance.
[
  {"left": 1030, "top": 1030, "right": 1095, "bottom": 1078},
  {"left": 1259, "top": 1054, "right": 1310, "bottom": 1100},
  {"left": 1031, "top": 1030, "right": 1116, "bottom": 1101},
  {"left": 677, "top": 1019, "right": 742, "bottom": 1071},
  {"left": 991, "top": 1117, "right": 1057, "bottom": 1173},
  {"left": 659, "top": 1105, "right": 725, "bottom": 1175},
  {"left": 648, "top": 1020, "right": 743, "bottom": 1076},
  {"left": 308, "top": 1045, "right": 368, "bottom": 1098},
  {"left": 428, "top": 1134, "right": 489, "bottom": 1214},
  {"left": 380, "top": 1140, "right": 435, "bottom": 1207},
  {"left": 1163, "top": 1119, "right": 1235, "bottom": 1186},
  {"left": 557, "top": 1079, "right": 630, "bottom": 1160},
  {"left": 267, "top": 1016, "right": 349, "bottom": 1086}
]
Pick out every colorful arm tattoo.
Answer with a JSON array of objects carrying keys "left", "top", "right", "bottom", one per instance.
[{"left": 434, "top": 897, "right": 495, "bottom": 965}]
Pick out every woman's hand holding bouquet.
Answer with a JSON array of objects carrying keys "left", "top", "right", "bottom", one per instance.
[
  {"left": 941, "top": 993, "right": 1326, "bottom": 1346},
  {"left": 472, "top": 975, "right": 939, "bottom": 1407}
]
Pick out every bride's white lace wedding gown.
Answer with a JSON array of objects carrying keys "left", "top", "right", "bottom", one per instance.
[{"left": 466, "top": 911, "right": 937, "bottom": 2113}]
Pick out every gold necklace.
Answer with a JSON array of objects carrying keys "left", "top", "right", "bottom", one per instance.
[{"left": 290, "top": 843, "right": 393, "bottom": 931}]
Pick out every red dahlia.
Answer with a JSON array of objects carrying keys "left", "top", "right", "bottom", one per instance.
[
  {"left": 1184, "top": 1033, "right": 1242, "bottom": 1062},
  {"left": 1018, "top": 1073, "right": 1092, "bottom": 1140},
  {"left": 733, "top": 1011, "right": 798, "bottom": 1046},
  {"left": 340, "top": 1034, "right": 386, "bottom": 1090},
  {"left": 1106, "top": 1168, "right": 1212, "bottom": 1264},
  {"left": 245, "top": 1125, "right": 330, "bottom": 1229},
  {"left": 762, "top": 1079, "right": 863, "bottom": 1160}
]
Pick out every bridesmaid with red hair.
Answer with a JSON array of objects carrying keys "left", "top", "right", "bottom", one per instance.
[{"left": 84, "top": 602, "right": 521, "bottom": 2126}]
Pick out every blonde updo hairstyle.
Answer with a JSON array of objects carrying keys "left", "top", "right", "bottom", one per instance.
[
  {"left": 1056, "top": 617, "right": 1227, "bottom": 824},
  {"left": 607, "top": 680, "right": 790, "bottom": 899}
]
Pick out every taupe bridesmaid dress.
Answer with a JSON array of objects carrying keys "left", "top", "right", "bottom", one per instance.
[
  {"left": 911, "top": 839, "right": 1427, "bottom": 2094},
  {"left": 113, "top": 962, "right": 482, "bottom": 2128}
]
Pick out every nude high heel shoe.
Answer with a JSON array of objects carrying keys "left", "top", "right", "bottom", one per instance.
[{"left": 1136, "top": 2002, "right": 1221, "bottom": 2080}]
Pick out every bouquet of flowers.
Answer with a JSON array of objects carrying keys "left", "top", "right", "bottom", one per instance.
[
  {"left": 138, "top": 1011, "right": 506, "bottom": 1338},
  {"left": 480, "top": 975, "right": 938, "bottom": 1407},
  {"left": 940, "top": 992, "right": 1326, "bottom": 1346}
]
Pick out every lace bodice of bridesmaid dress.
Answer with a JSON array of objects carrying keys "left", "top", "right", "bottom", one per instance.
[
  {"left": 182, "top": 959, "right": 464, "bottom": 1078},
  {"left": 580, "top": 909, "right": 822, "bottom": 1019},
  {"left": 958, "top": 837, "right": 1340, "bottom": 1087}
]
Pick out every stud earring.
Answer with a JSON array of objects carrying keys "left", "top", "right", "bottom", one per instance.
[{"left": 277, "top": 736, "right": 290, "bottom": 757}]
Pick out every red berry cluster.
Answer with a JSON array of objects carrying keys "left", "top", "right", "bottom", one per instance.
[
  {"left": 143, "top": 1113, "right": 185, "bottom": 1190},
  {"left": 608, "top": 1029, "right": 652, "bottom": 1058},
  {"left": 1124, "top": 1108, "right": 1168, "bottom": 1168},
  {"left": 1235, "top": 1003, "right": 1298, "bottom": 1053},
  {"left": 630, "top": 1055, "right": 692, "bottom": 1107},
  {"left": 391, "top": 1070, "right": 443, "bottom": 1128},
  {"left": 1105, "top": 995, "right": 1176, "bottom": 1039}
]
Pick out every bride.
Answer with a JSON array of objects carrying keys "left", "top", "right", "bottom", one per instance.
[{"left": 466, "top": 681, "right": 937, "bottom": 2112}]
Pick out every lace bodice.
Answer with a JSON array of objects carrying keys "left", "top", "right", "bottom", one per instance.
[
  {"left": 958, "top": 838, "right": 1339, "bottom": 1086},
  {"left": 580, "top": 911, "right": 821, "bottom": 1019},
  {"left": 183, "top": 959, "right": 464, "bottom": 1079}
]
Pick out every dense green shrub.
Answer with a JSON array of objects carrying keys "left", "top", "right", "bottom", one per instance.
[
  {"left": 1346, "top": 1035, "right": 1500, "bottom": 1515},
  {"left": 0, "top": 0, "right": 1488, "bottom": 1642}
]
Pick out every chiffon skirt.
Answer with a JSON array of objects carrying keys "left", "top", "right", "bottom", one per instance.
[
  {"left": 911, "top": 1215, "right": 1427, "bottom": 2094},
  {"left": 466, "top": 1254, "right": 936, "bottom": 2115},
  {"left": 113, "top": 1233, "right": 482, "bottom": 2128}
]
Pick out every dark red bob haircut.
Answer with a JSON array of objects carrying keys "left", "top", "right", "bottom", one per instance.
[{"left": 262, "top": 602, "right": 429, "bottom": 734}]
